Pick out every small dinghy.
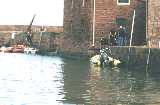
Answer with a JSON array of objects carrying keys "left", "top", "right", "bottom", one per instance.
[
  {"left": 24, "top": 47, "right": 38, "bottom": 54},
  {"left": 90, "top": 48, "right": 121, "bottom": 67}
]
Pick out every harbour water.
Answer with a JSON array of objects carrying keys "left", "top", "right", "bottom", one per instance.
[{"left": 0, "top": 53, "right": 160, "bottom": 105}]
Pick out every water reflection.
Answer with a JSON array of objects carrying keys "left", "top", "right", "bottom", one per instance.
[
  {"left": 0, "top": 53, "right": 160, "bottom": 105},
  {"left": 87, "top": 66, "right": 160, "bottom": 105},
  {"left": 62, "top": 59, "right": 90, "bottom": 104},
  {"left": 88, "top": 66, "right": 136, "bottom": 105},
  {"left": 0, "top": 53, "right": 64, "bottom": 105},
  {"left": 62, "top": 59, "right": 160, "bottom": 105}
]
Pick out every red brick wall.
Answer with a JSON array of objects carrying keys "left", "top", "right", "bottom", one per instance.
[
  {"left": 62, "top": 0, "right": 92, "bottom": 53},
  {"left": 92, "top": 0, "right": 146, "bottom": 47},
  {"left": 148, "top": 0, "right": 160, "bottom": 48}
]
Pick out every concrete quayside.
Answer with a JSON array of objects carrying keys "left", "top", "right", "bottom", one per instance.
[{"left": 58, "top": 45, "right": 160, "bottom": 70}]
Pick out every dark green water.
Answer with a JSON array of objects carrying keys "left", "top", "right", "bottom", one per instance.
[{"left": 0, "top": 53, "right": 160, "bottom": 105}]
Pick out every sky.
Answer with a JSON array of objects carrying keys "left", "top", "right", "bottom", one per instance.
[{"left": 0, "top": 0, "right": 64, "bottom": 26}]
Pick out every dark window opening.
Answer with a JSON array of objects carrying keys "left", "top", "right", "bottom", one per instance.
[
  {"left": 117, "top": 0, "right": 130, "bottom": 5},
  {"left": 116, "top": 17, "right": 128, "bottom": 27},
  {"left": 118, "top": 0, "right": 129, "bottom": 3}
]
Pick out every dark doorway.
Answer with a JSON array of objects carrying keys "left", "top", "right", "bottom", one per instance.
[{"left": 133, "top": 1, "right": 146, "bottom": 45}]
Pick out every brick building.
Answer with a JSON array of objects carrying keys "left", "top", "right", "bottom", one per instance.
[{"left": 62, "top": 0, "right": 146, "bottom": 53}]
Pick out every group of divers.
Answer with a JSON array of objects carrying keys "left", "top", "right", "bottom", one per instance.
[{"left": 90, "top": 26, "right": 128, "bottom": 67}]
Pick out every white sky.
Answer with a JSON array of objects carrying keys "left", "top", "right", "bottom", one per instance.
[{"left": 0, "top": 0, "right": 64, "bottom": 26}]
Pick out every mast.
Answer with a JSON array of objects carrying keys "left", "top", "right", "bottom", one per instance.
[
  {"left": 27, "top": 14, "right": 36, "bottom": 34},
  {"left": 26, "top": 14, "right": 36, "bottom": 46}
]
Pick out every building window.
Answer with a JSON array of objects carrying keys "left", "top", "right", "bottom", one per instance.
[
  {"left": 117, "top": 0, "right": 130, "bottom": 5},
  {"left": 116, "top": 17, "right": 128, "bottom": 26}
]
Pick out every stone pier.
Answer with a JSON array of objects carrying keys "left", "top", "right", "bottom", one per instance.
[{"left": 109, "top": 46, "right": 160, "bottom": 69}]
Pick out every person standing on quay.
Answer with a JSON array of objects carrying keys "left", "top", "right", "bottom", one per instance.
[
  {"left": 109, "top": 29, "right": 117, "bottom": 46},
  {"left": 117, "top": 26, "right": 127, "bottom": 46}
]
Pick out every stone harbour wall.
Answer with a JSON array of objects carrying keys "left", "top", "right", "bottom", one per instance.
[
  {"left": 0, "top": 25, "right": 63, "bottom": 51},
  {"left": 0, "top": 32, "right": 61, "bottom": 52},
  {"left": 105, "top": 46, "right": 160, "bottom": 70}
]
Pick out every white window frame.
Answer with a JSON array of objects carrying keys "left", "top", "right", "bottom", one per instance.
[{"left": 117, "top": 0, "right": 130, "bottom": 6}]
